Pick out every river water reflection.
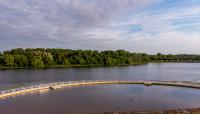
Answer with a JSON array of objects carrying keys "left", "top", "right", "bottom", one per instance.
[
  {"left": 1, "top": 63, "right": 200, "bottom": 114},
  {"left": 1, "top": 84, "right": 200, "bottom": 114},
  {"left": 1, "top": 63, "right": 200, "bottom": 86}
]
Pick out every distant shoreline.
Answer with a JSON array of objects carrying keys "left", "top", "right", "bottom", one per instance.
[
  {"left": 0, "top": 62, "right": 148, "bottom": 69},
  {"left": 1, "top": 61, "right": 200, "bottom": 69},
  {"left": 1, "top": 48, "right": 200, "bottom": 69}
]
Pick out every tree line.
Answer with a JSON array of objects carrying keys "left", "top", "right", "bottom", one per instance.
[{"left": 0, "top": 48, "right": 200, "bottom": 68}]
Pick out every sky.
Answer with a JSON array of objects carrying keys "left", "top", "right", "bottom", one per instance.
[{"left": 0, "top": 0, "right": 200, "bottom": 54}]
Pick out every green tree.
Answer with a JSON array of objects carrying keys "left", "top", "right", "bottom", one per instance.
[
  {"left": 3, "top": 55, "right": 14, "bottom": 67},
  {"left": 157, "top": 53, "right": 162, "bottom": 56},
  {"left": 62, "top": 58, "right": 70, "bottom": 65},
  {"left": 14, "top": 55, "right": 29, "bottom": 67},
  {"left": 79, "top": 58, "right": 85, "bottom": 65},
  {"left": 31, "top": 56, "right": 44, "bottom": 68},
  {"left": 43, "top": 52, "right": 54, "bottom": 65}
]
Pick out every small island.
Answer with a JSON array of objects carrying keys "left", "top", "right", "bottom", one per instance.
[{"left": 0, "top": 48, "right": 200, "bottom": 68}]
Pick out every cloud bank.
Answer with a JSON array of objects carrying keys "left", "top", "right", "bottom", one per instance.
[{"left": 0, "top": 0, "right": 199, "bottom": 54}]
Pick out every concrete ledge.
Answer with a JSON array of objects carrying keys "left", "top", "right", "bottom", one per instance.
[
  {"left": 1, "top": 80, "right": 200, "bottom": 99},
  {"left": 101, "top": 108, "right": 200, "bottom": 114}
]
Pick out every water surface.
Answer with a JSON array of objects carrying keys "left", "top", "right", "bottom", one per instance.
[
  {"left": 1, "top": 84, "right": 200, "bottom": 114},
  {"left": 1, "top": 63, "right": 200, "bottom": 87},
  {"left": 1, "top": 63, "right": 200, "bottom": 113}
]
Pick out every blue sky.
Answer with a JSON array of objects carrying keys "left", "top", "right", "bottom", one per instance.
[{"left": 0, "top": 0, "right": 200, "bottom": 54}]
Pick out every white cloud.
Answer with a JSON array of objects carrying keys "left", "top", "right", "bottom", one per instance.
[{"left": 0, "top": 0, "right": 199, "bottom": 54}]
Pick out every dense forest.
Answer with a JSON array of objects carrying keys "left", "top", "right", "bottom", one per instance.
[{"left": 0, "top": 48, "right": 200, "bottom": 68}]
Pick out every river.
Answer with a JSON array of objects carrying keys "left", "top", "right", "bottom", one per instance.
[{"left": 0, "top": 63, "right": 200, "bottom": 114}]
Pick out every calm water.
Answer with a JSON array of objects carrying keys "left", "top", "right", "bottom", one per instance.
[
  {"left": 1, "top": 63, "right": 200, "bottom": 113},
  {"left": 1, "top": 63, "right": 200, "bottom": 86},
  {"left": 1, "top": 84, "right": 200, "bottom": 114}
]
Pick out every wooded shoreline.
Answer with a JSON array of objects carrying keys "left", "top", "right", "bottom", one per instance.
[{"left": 0, "top": 48, "right": 200, "bottom": 68}]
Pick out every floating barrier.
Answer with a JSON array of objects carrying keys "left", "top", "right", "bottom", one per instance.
[{"left": 1, "top": 80, "right": 200, "bottom": 99}]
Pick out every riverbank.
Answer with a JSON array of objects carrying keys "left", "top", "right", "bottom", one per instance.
[
  {"left": 1, "top": 61, "right": 200, "bottom": 69},
  {"left": 102, "top": 108, "right": 200, "bottom": 114},
  {"left": 0, "top": 62, "right": 148, "bottom": 69}
]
